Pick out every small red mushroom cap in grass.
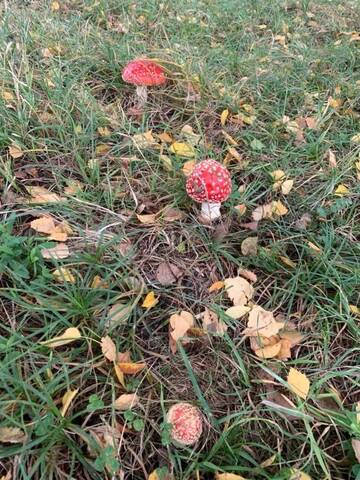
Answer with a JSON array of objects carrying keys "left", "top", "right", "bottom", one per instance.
[
  {"left": 186, "top": 159, "right": 232, "bottom": 221},
  {"left": 122, "top": 59, "right": 166, "bottom": 86},
  {"left": 166, "top": 402, "right": 203, "bottom": 446},
  {"left": 122, "top": 59, "right": 166, "bottom": 108}
]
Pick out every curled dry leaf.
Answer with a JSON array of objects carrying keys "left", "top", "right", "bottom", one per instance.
[
  {"left": 101, "top": 335, "right": 117, "bottom": 362},
  {"left": 156, "top": 262, "right": 183, "bottom": 285},
  {"left": 114, "top": 393, "right": 139, "bottom": 411},
  {"left": 40, "top": 327, "right": 81, "bottom": 348},
  {"left": 208, "top": 280, "right": 225, "bottom": 292},
  {"left": 60, "top": 389, "right": 79, "bottom": 416},
  {"left": 287, "top": 367, "right": 310, "bottom": 400},
  {"left": 199, "top": 307, "right": 227, "bottom": 335},
  {"left": 241, "top": 236, "right": 258, "bottom": 256},
  {"left": 224, "top": 277, "right": 254, "bottom": 306},
  {"left": 244, "top": 306, "right": 284, "bottom": 338},
  {"left": 117, "top": 362, "right": 146, "bottom": 375},
  {"left": 41, "top": 243, "right": 70, "bottom": 259},
  {"left": 0, "top": 427, "right": 27, "bottom": 444}
]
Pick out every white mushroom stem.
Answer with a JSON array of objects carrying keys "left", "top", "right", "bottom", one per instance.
[
  {"left": 136, "top": 85, "right": 148, "bottom": 107},
  {"left": 201, "top": 202, "right": 222, "bottom": 221}
]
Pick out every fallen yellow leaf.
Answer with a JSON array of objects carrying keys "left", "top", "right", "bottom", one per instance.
[
  {"left": 215, "top": 473, "right": 248, "bottom": 480},
  {"left": 133, "top": 130, "right": 158, "bottom": 149},
  {"left": 142, "top": 291, "right": 158, "bottom": 309},
  {"left": 272, "top": 200, "right": 288, "bottom": 216},
  {"left": 169, "top": 311, "right": 194, "bottom": 343},
  {"left": 157, "top": 132, "right": 174, "bottom": 143},
  {"left": 289, "top": 469, "right": 312, "bottom": 480},
  {"left": 220, "top": 109, "right": 230, "bottom": 126},
  {"left": 255, "top": 341, "right": 282, "bottom": 359},
  {"left": 159, "top": 154, "right": 173, "bottom": 171},
  {"left": 334, "top": 184, "right": 349, "bottom": 197},
  {"left": 40, "top": 327, "right": 81, "bottom": 348},
  {"left": 53, "top": 267, "right": 76, "bottom": 283},
  {"left": 287, "top": 367, "right": 310, "bottom": 400},
  {"left": 349, "top": 305, "right": 360, "bottom": 316},
  {"left": 60, "top": 389, "right": 78, "bottom": 416},
  {"left": 198, "top": 307, "right": 227, "bottom": 335},
  {"left": 97, "top": 126, "right": 111, "bottom": 137},
  {"left": 234, "top": 204, "right": 247, "bottom": 216},
  {"left": 281, "top": 179, "right": 294, "bottom": 195},
  {"left": 95, "top": 143, "right": 111, "bottom": 155},
  {"left": 1, "top": 89, "right": 14, "bottom": 102},
  {"left": 114, "top": 393, "right": 139, "bottom": 410},
  {"left": 222, "top": 130, "right": 238, "bottom": 146},
  {"left": 355, "top": 161, "right": 360, "bottom": 181},
  {"left": 51, "top": 1, "right": 60, "bottom": 10},
  {"left": 169, "top": 142, "right": 195, "bottom": 158},
  {"left": 30, "top": 216, "right": 56, "bottom": 234},
  {"left": 327, "top": 149, "right": 337, "bottom": 168},
  {"left": 306, "top": 241, "right": 322, "bottom": 253},
  {"left": 351, "top": 133, "right": 360, "bottom": 144},
  {"left": 328, "top": 96, "right": 342, "bottom": 109},
  {"left": 227, "top": 147, "right": 243, "bottom": 162},
  {"left": 114, "top": 364, "right": 126, "bottom": 389},
  {"left": 26, "top": 186, "right": 64, "bottom": 204},
  {"left": 260, "top": 454, "right": 276, "bottom": 468},
  {"left": 279, "top": 256, "right": 297, "bottom": 268}
]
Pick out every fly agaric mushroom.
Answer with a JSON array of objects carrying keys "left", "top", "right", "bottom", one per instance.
[
  {"left": 166, "top": 403, "right": 203, "bottom": 446},
  {"left": 186, "top": 159, "right": 232, "bottom": 221},
  {"left": 122, "top": 59, "right": 166, "bottom": 107}
]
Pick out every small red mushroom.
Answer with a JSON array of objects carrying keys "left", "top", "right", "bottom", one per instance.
[
  {"left": 122, "top": 59, "right": 166, "bottom": 107},
  {"left": 166, "top": 403, "right": 203, "bottom": 446},
  {"left": 186, "top": 159, "right": 232, "bottom": 221}
]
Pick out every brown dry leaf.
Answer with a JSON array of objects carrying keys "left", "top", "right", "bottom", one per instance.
[
  {"left": 40, "top": 327, "right": 81, "bottom": 348},
  {"left": 271, "top": 169, "right": 286, "bottom": 182},
  {"left": 252, "top": 203, "right": 273, "bottom": 221},
  {"left": 1, "top": 89, "right": 15, "bottom": 102},
  {"left": 0, "top": 427, "right": 27, "bottom": 444},
  {"left": 9, "top": 144, "right": 24, "bottom": 159},
  {"left": 215, "top": 473, "right": 248, "bottom": 480},
  {"left": 277, "top": 338, "right": 293, "bottom": 360},
  {"left": 31, "top": 216, "right": 56, "bottom": 234},
  {"left": 49, "top": 221, "right": 73, "bottom": 242},
  {"left": 114, "top": 393, "right": 139, "bottom": 411},
  {"left": 326, "top": 149, "right": 337, "bottom": 168},
  {"left": 162, "top": 208, "right": 185, "bottom": 222},
  {"left": 156, "top": 262, "right": 183, "bottom": 285},
  {"left": 221, "top": 109, "right": 229, "bottom": 126},
  {"left": 355, "top": 161, "right": 360, "bottom": 181},
  {"left": 239, "top": 269, "right": 257, "bottom": 283},
  {"left": 114, "top": 364, "right": 126, "bottom": 389},
  {"left": 60, "top": 389, "right": 78, "bottom": 416},
  {"left": 295, "top": 212, "right": 312, "bottom": 230},
  {"left": 169, "top": 142, "right": 195, "bottom": 158},
  {"left": 26, "top": 186, "right": 64, "bottom": 204},
  {"left": 182, "top": 159, "right": 196, "bottom": 176},
  {"left": 41, "top": 243, "right": 70, "bottom": 259},
  {"left": 90, "top": 275, "right": 108, "bottom": 289},
  {"left": 279, "top": 330, "right": 304, "bottom": 346},
  {"left": 305, "top": 117, "right": 317, "bottom": 129},
  {"left": 255, "top": 341, "right": 282, "bottom": 359},
  {"left": 53, "top": 267, "right": 76, "bottom": 283},
  {"left": 157, "top": 132, "right": 174, "bottom": 143},
  {"left": 199, "top": 307, "right": 228, "bottom": 335},
  {"left": 244, "top": 306, "right": 284, "bottom": 338},
  {"left": 225, "top": 305, "right": 251, "bottom": 319},
  {"left": 108, "top": 302, "right": 131, "bottom": 326},
  {"left": 136, "top": 213, "right": 158, "bottom": 224},
  {"left": 169, "top": 311, "right": 194, "bottom": 343},
  {"left": 208, "top": 280, "right": 225, "bottom": 293},
  {"left": 287, "top": 368, "right": 310, "bottom": 400},
  {"left": 101, "top": 336, "right": 117, "bottom": 362},
  {"left": 117, "top": 362, "right": 146, "bottom": 375},
  {"left": 224, "top": 277, "right": 254, "bottom": 306},
  {"left": 241, "top": 236, "right": 258, "bottom": 256},
  {"left": 142, "top": 291, "right": 158, "bottom": 309}
]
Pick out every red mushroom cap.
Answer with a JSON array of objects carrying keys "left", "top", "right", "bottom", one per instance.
[
  {"left": 122, "top": 59, "right": 166, "bottom": 86},
  {"left": 167, "top": 403, "right": 203, "bottom": 446},
  {"left": 186, "top": 159, "right": 231, "bottom": 203}
]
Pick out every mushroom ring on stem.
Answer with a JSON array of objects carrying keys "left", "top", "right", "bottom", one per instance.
[
  {"left": 122, "top": 59, "right": 166, "bottom": 107},
  {"left": 166, "top": 403, "right": 203, "bottom": 446},
  {"left": 186, "top": 159, "right": 232, "bottom": 221}
]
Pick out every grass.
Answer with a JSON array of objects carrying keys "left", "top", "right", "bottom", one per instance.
[{"left": 0, "top": 0, "right": 359, "bottom": 478}]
